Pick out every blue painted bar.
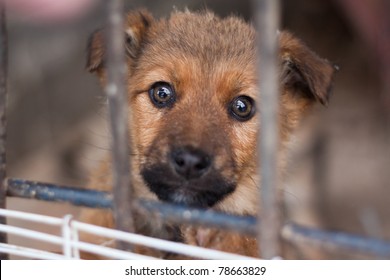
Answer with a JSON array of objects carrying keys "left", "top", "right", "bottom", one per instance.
[
  {"left": 283, "top": 223, "right": 390, "bottom": 259},
  {"left": 137, "top": 199, "right": 258, "bottom": 236},
  {"left": 6, "top": 178, "right": 113, "bottom": 209}
]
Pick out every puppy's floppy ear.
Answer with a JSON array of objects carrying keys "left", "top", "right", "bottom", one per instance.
[
  {"left": 86, "top": 29, "right": 105, "bottom": 73},
  {"left": 279, "top": 31, "right": 336, "bottom": 106},
  {"left": 86, "top": 9, "right": 154, "bottom": 73}
]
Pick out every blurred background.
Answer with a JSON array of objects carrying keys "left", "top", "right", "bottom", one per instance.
[{"left": 4, "top": 0, "right": 390, "bottom": 258}]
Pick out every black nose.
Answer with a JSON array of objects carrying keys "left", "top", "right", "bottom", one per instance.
[{"left": 170, "top": 147, "right": 212, "bottom": 179}]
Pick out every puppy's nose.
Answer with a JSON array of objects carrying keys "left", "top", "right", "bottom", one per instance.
[{"left": 170, "top": 147, "right": 211, "bottom": 179}]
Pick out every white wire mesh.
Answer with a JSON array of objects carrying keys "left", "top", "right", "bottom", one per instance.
[{"left": 0, "top": 208, "right": 257, "bottom": 260}]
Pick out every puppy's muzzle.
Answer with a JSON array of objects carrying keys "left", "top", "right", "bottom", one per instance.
[
  {"left": 170, "top": 146, "right": 211, "bottom": 180},
  {"left": 141, "top": 145, "right": 236, "bottom": 208}
]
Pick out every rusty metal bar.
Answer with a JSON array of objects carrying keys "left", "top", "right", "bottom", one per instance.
[
  {"left": 0, "top": 3, "right": 7, "bottom": 260},
  {"left": 254, "top": 0, "right": 282, "bottom": 259},
  {"left": 105, "top": 0, "right": 134, "bottom": 251}
]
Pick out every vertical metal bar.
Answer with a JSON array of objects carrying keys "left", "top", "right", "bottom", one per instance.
[
  {"left": 254, "top": 0, "right": 281, "bottom": 259},
  {"left": 0, "top": 2, "right": 8, "bottom": 260},
  {"left": 106, "top": 0, "right": 134, "bottom": 251}
]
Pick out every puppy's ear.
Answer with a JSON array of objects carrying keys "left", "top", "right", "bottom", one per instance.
[
  {"left": 86, "top": 9, "right": 153, "bottom": 73},
  {"left": 279, "top": 31, "right": 336, "bottom": 106}
]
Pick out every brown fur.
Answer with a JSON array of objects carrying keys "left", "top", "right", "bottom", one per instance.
[{"left": 80, "top": 9, "right": 335, "bottom": 258}]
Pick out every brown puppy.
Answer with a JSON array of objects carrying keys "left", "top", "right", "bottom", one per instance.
[{"left": 81, "top": 9, "right": 335, "bottom": 258}]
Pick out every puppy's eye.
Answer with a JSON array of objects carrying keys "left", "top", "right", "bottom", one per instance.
[
  {"left": 229, "top": 95, "right": 255, "bottom": 121},
  {"left": 148, "top": 82, "right": 176, "bottom": 108}
]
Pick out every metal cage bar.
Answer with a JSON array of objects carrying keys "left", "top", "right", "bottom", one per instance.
[
  {"left": 255, "top": 0, "right": 282, "bottom": 259},
  {"left": 6, "top": 178, "right": 390, "bottom": 258},
  {"left": 105, "top": 0, "right": 134, "bottom": 251},
  {"left": 7, "top": 179, "right": 112, "bottom": 209},
  {"left": 0, "top": 2, "right": 7, "bottom": 260}
]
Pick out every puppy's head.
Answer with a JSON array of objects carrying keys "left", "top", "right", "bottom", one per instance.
[{"left": 87, "top": 10, "right": 335, "bottom": 213}]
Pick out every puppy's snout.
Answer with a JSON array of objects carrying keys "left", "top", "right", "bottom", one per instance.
[{"left": 170, "top": 146, "right": 212, "bottom": 179}]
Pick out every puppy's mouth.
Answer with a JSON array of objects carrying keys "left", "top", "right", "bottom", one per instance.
[{"left": 140, "top": 146, "right": 236, "bottom": 208}]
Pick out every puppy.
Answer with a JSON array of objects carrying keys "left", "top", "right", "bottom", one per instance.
[{"left": 80, "top": 9, "right": 335, "bottom": 258}]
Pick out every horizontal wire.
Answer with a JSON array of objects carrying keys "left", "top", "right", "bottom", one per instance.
[
  {"left": 0, "top": 208, "right": 62, "bottom": 225},
  {"left": 73, "top": 221, "right": 257, "bottom": 260},
  {"left": 0, "top": 243, "right": 70, "bottom": 260},
  {"left": 0, "top": 209, "right": 257, "bottom": 260}
]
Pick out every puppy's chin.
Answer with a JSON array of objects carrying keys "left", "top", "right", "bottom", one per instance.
[{"left": 141, "top": 165, "right": 236, "bottom": 208}]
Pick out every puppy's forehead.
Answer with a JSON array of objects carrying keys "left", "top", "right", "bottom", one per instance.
[
  {"left": 134, "top": 11, "right": 258, "bottom": 98},
  {"left": 152, "top": 11, "right": 256, "bottom": 63}
]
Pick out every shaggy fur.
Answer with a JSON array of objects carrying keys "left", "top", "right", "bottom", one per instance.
[{"left": 80, "top": 9, "right": 335, "bottom": 258}]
